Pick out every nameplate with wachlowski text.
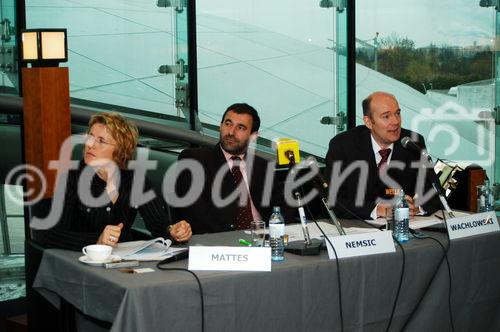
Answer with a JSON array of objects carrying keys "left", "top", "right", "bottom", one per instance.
[
  {"left": 326, "top": 231, "right": 395, "bottom": 259},
  {"left": 188, "top": 246, "right": 271, "bottom": 271},
  {"left": 446, "top": 211, "right": 499, "bottom": 240}
]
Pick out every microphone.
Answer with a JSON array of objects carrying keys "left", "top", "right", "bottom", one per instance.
[
  {"left": 402, "top": 137, "right": 456, "bottom": 221},
  {"left": 401, "top": 136, "right": 431, "bottom": 160},
  {"left": 274, "top": 138, "right": 300, "bottom": 166},
  {"left": 303, "top": 157, "right": 329, "bottom": 193},
  {"left": 158, "top": 250, "right": 189, "bottom": 265},
  {"left": 285, "top": 150, "right": 296, "bottom": 165}
]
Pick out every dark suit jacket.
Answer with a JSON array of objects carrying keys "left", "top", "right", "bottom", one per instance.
[
  {"left": 175, "top": 144, "right": 282, "bottom": 234},
  {"left": 34, "top": 161, "right": 170, "bottom": 251},
  {"left": 324, "top": 125, "right": 441, "bottom": 219}
]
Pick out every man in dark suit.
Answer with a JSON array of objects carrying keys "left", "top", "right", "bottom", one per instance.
[
  {"left": 325, "top": 91, "right": 441, "bottom": 220},
  {"left": 175, "top": 103, "right": 281, "bottom": 234}
]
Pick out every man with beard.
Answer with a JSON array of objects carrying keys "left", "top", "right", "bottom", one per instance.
[
  {"left": 325, "top": 91, "right": 441, "bottom": 220},
  {"left": 174, "top": 103, "right": 281, "bottom": 234}
]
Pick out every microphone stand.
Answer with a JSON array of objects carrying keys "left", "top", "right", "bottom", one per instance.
[
  {"left": 296, "top": 192, "right": 312, "bottom": 245},
  {"left": 309, "top": 175, "right": 346, "bottom": 236},
  {"left": 418, "top": 152, "right": 455, "bottom": 220},
  {"left": 284, "top": 158, "right": 323, "bottom": 256},
  {"left": 432, "top": 183, "right": 455, "bottom": 219},
  {"left": 302, "top": 156, "right": 346, "bottom": 236},
  {"left": 319, "top": 195, "right": 346, "bottom": 236},
  {"left": 410, "top": 150, "right": 454, "bottom": 234}
]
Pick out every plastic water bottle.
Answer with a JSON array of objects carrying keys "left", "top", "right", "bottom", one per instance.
[
  {"left": 484, "top": 180, "right": 494, "bottom": 212},
  {"left": 393, "top": 189, "right": 410, "bottom": 243},
  {"left": 269, "top": 206, "right": 285, "bottom": 261},
  {"left": 477, "top": 180, "right": 494, "bottom": 212}
]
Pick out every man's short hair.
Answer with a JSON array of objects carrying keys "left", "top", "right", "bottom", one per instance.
[
  {"left": 362, "top": 95, "right": 373, "bottom": 117},
  {"left": 221, "top": 103, "right": 260, "bottom": 133}
]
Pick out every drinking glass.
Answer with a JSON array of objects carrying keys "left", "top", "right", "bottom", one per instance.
[
  {"left": 251, "top": 221, "right": 266, "bottom": 247},
  {"left": 385, "top": 206, "right": 394, "bottom": 231},
  {"left": 477, "top": 184, "right": 494, "bottom": 212}
]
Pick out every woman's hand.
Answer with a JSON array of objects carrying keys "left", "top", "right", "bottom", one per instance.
[
  {"left": 168, "top": 220, "right": 192, "bottom": 242},
  {"left": 97, "top": 223, "right": 123, "bottom": 247}
]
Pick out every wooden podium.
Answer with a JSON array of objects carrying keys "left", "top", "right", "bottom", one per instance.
[
  {"left": 22, "top": 66, "right": 73, "bottom": 332},
  {"left": 468, "top": 168, "right": 486, "bottom": 212},
  {"left": 22, "top": 67, "right": 71, "bottom": 200},
  {"left": 448, "top": 167, "right": 487, "bottom": 212}
]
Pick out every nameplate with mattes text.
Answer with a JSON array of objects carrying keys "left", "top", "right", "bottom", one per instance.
[
  {"left": 326, "top": 231, "right": 395, "bottom": 259},
  {"left": 188, "top": 246, "right": 271, "bottom": 271},
  {"left": 446, "top": 211, "right": 499, "bottom": 240}
]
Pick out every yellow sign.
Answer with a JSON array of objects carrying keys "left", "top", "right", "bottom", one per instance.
[{"left": 275, "top": 138, "right": 300, "bottom": 166}]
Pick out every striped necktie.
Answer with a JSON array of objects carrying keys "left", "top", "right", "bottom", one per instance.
[
  {"left": 378, "top": 148, "right": 392, "bottom": 171},
  {"left": 230, "top": 156, "right": 253, "bottom": 230}
]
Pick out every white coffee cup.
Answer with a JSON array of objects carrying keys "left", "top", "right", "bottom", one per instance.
[{"left": 82, "top": 244, "right": 112, "bottom": 261}]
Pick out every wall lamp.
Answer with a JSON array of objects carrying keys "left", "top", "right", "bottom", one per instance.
[{"left": 20, "top": 29, "right": 68, "bottom": 67}]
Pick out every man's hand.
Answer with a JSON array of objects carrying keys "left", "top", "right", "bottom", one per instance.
[
  {"left": 169, "top": 220, "right": 192, "bottom": 242},
  {"left": 376, "top": 204, "right": 391, "bottom": 218},
  {"left": 377, "top": 197, "right": 419, "bottom": 219},
  {"left": 405, "top": 195, "right": 420, "bottom": 217}
]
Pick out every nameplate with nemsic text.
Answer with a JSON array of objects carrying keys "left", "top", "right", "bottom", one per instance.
[{"left": 326, "top": 231, "right": 395, "bottom": 259}]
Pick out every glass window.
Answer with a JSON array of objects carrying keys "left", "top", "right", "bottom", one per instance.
[
  {"left": 495, "top": 6, "right": 499, "bottom": 212},
  {"left": 356, "top": 0, "right": 496, "bottom": 183},
  {"left": 196, "top": 0, "right": 349, "bottom": 157},
  {"left": 0, "top": 184, "right": 25, "bottom": 301},
  {"left": 0, "top": 0, "right": 18, "bottom": 92},
  {"left": 25, "top": 0, "right": 191, "bottom": 128},
  {"left": 0, "top": 0, "right": 25, "bottom": 303}
]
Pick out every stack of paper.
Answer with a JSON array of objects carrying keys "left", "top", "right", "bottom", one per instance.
[
  {"left": 365, "top": 210, "right": 470, "bottom": 230},
  {"left": 113, "top": 238, "right": 186, "bottom": 261}
]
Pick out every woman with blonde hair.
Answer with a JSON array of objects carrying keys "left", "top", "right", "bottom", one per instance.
[{"left": 40, "top": 112, "right": 191, "bottom": 250}]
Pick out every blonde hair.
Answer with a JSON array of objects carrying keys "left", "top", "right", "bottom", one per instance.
[{"left": 87, "top": 112, "right": 139, "bottom": 169}]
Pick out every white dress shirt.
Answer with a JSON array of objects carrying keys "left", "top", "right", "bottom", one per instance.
[{"left": 370, "top": 135, "right": 394, "bottom": 219}]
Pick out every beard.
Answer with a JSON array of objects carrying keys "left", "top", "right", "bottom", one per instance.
[{"left": 220, "top": 134, "right": 249, "bottom": 155}]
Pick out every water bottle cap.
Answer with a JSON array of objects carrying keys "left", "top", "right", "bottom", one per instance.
[{"left": 273, "top": 206, "right": 281, "bottom": 213}]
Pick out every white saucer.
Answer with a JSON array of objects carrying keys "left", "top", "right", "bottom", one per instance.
[{"left": 78, "top": 255, "right": 121, "bottom": 266}]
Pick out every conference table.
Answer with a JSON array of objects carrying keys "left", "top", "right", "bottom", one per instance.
[{"left": 33, "top": 220, "right": 500, "bottom": 332}]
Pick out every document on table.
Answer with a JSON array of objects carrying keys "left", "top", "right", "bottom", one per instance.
[
  {"left": 286, "top": 221, "right": 377, "bottom": 242},
  {"left": 364, "top": 211, "right": 470, "bottom": 230},
  {"left": 112, "top": 238, "right": 187, "bottom": 261}
]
